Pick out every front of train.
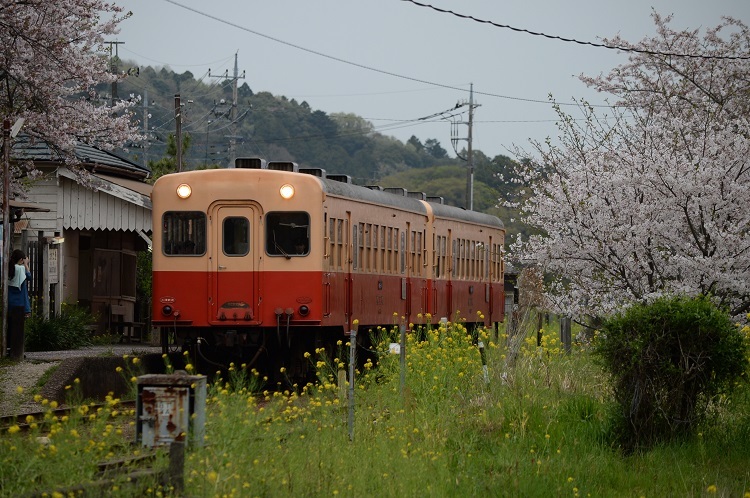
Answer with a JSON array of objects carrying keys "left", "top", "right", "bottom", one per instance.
[{"left": 151, "top": 168, "right": 327, "bottom": 380}]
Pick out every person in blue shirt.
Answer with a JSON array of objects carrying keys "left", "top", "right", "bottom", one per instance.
[{"left": 7, "top": 249, "right": 31, "bottom": 360}]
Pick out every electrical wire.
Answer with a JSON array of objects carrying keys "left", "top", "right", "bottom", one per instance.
[
  {"left": 402, "top": 0, "right": 750, "bottom": 61},
  {"left": 120, "top": 47, "right": 236, "bottom": 68},
  {"left": 157, "top": 0, "right": 612, "bottom": 108}
]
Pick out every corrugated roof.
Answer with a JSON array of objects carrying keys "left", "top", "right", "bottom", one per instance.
[{"left": 10, "top": 136, "right": 149, "bottom": 179}]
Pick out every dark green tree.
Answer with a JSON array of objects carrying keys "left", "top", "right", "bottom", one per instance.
[{"left": 148, "top": 133, "right": 192, "bottom": 182}]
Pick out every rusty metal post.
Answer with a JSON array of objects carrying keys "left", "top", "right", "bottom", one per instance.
[
  {"left": 168, "top": 441, "right": 185, "bottom": 494},
  {"left": 136, "top": 372, "right": 207, "bottom": 448}
]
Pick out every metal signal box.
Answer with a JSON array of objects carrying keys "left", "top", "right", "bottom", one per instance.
[{"left": 135, "top": 372, "right": 207, "bottom": 448}]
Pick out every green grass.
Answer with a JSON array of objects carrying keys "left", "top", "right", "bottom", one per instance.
[{"left": 1, "top": 320, "right": 749, "bottom": 497}]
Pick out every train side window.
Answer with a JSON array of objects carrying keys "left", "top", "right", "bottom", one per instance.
[
  {"left": 337, "top": 219, "right": 344, "bottom": 270},
  {"left": 162, "top": 211, "right": 206, "bottom": 256},
  {"left": 266, "top": 211, "right": 310, "bottom": 257},
  {"left": 452, "top": 239, "right": 457, "bottom": 278},
  {"left": 380, "top": 226, "right": 386, "bottom": 273},
  {"left": 386, "top": 227, "right": 396, "bottom": 273},
  {"left": 223, "top": 217, "right": 249, "bottom": 256},
  {"left": 327, "top": 218, "right": 336, "bottom": 270},
  {"left": 400, "top": 230, "right": 406, "bottom": 275},
  {"left": 352, "top": 224, "right": 359, "bottom": 269}
]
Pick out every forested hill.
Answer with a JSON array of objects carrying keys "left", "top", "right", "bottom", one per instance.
[{"left": 113, "top": 63, "right": 525, "bottom": 235}]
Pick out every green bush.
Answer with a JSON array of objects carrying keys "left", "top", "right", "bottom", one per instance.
[
  {"left": 593, "top": 295, "right": 748, "bottom": 452},
  {"left": 25, "top": 303, "right": 96, "bottom": 351}
]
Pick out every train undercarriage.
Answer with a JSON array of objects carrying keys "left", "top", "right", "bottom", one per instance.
[{"left": 160, "top": 324, "right": 377, "bottom": 387}]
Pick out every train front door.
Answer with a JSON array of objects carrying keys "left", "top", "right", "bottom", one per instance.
[{"left": 210, "top": 204, "right": 259, "bottom": 324}]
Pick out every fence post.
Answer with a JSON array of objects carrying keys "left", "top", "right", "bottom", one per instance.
[
  {"left": 478, "top": 339, "right": 489, "bottom": 384},
  {"left": 348, "top": 324, "right": 357, "bottom": 442},
  {"left": 399, "top": 322, "right": 407, "bottom": 397},
  {"left": 536, "top": 311, "right": 544, "bottom": 347},
  {"left": 168, "top": 441, "right": 185, "bottom": 494}
]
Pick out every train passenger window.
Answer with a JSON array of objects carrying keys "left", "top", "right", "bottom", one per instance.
[
  {"left": 266, "top": 212, "right": 310, "bottom": 257},
  {"left": 352, "top": 225, "right": 359, "bottom": 269},
  {"left": 452, "top": 239, "right": 457, "bottom": 278},
  {"left": 223, "top": 217, "right": 250, "bottom": 256},
  {"left": 162, "top": 211, "right": 206, "bottom": 256},
  {"left": 337, "top": 219, "right": 344, "bottom": 270},
  {"left": 400, "top": 231, "right": 406, "bottom": 274}
]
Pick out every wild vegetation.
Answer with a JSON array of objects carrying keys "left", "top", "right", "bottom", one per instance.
[
  {"left": 2, "top": 305, "right": 749, "bottom": 497},
  {"left": 24, "top": 303, "right": 97, "bottom": 352}
]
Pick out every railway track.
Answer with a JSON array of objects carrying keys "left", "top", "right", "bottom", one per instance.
[{"left": 0, "top": 399, "right": 137, "bottom": 433}]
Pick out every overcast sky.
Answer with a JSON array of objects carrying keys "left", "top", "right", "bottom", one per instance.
[{"left": 111, "top": 0, "right": 750, "bottom": 159}]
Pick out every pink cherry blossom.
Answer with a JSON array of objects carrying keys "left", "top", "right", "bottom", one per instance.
[
  {"left": 513, "top": 14, "right": 750, "bottom": 319},
  {"left": 0, "top": 0, "right": 142, "bottom": 195}
]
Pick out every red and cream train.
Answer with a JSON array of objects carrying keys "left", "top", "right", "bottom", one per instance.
[{"left": 151, "top": 160, "right": 505, "bottom": 378}]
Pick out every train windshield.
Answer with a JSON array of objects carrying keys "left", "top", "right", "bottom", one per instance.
[
  {"left": 162, "top": 211, "right": 207, "bottom": 256},
  {"left": 266, "top": 211, "right": 310, "bottom": 257}
]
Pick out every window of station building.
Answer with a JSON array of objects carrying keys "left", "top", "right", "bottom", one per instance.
[
  {"left": 266, "top": 211, "right": 310, "bottom": 257},
  {"left": 223, "top": 217, "right": 249, "bottom": 256},
  {"left": 163, "top": 211, "right": 207, "bottom": 256}
]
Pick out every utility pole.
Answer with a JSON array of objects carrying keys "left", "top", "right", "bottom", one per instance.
[
  {"left": 143, "top": 89, "right": 151, "bottom": 169},
  {"left": 209, "top": 52, "right": 245, "bottom": 167},
  {"left": 466, "top": 83, "right": 475, "bottom": 211},
  {"left": 143, "top": 90, "right": 158, "bottom": 168},
  {"left": 106, "top": 41, "right": 125, "bottom": 108},
  {"left": 175, "top": 94, "right": 183, "bottom": 172},
  {"left": 452, "top": 83, "right": 480, "bottom": 210}
]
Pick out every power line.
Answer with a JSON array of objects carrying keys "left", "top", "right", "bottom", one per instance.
[
  {"left": 402, "top": 0, "right": 750, "bottom": 60},
  {"left": 120, "top": 48, "right": 235, "bottom": 68},
  {"left": 157, "top": 0, "right": 611, "bottom": 108}
]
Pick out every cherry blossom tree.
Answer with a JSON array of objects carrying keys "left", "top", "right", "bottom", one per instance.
[
  {"left": 512, "top": 14, "right": 750, "bottom": 318},
  {"left": 0, "top": 0, "right": 141, "bottom": 190}
]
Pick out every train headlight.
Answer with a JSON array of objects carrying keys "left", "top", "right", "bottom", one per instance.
[
  {"left": 298, "top": 305, "right": 309, "bottom": 317},
  {"left": 162, "top": 305, "right": 173, "bottom": 316},
  {"left": 279, "top": 184, "right": 295, "bottom": 200},
  {"left": 176, "top": 183, "right": 192, "bottom": 199}
]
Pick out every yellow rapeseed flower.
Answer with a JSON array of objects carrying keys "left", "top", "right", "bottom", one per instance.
[{"left": 16, "top": 386, "right": 23, "bottom": 394}]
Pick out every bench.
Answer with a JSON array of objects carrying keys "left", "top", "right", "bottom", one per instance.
[{"left": 110, "top": 304, "right": 145, "bottom": 343}]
